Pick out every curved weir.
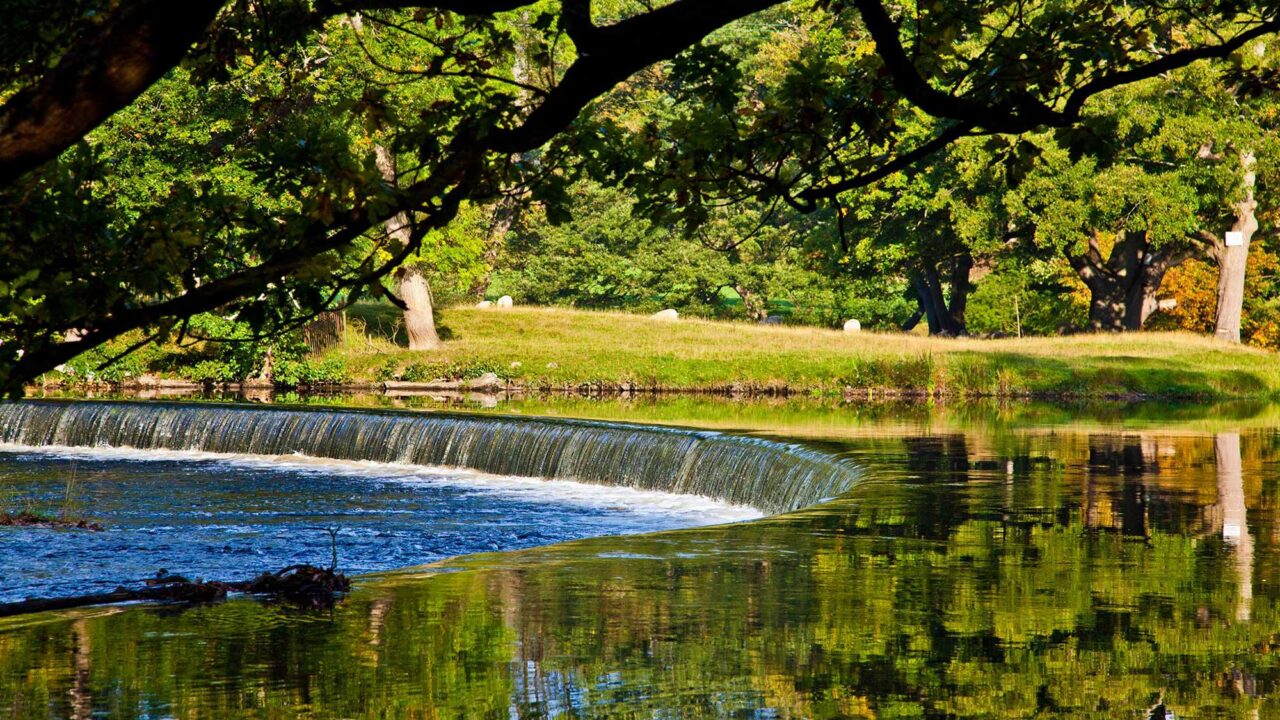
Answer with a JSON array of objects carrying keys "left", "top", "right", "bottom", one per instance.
[{"left": 0, "top": 401, "right": 861, "bottom": 514}]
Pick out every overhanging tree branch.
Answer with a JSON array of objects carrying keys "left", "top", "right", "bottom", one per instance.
[
  {"left": 0, "top": 0, "right": 549, "bottom": 187},
  {"left": 488, "top": 0, "right": 784, "bottom": 152},
  {"left": 0, "top": 0, "right": 227, "bottom": 186},
  {"left": 799, "top": 122, "right": 978, "bottom": 201},
  {"left": 1060, "top": 17, "right": 1280, "bottom": 120}
]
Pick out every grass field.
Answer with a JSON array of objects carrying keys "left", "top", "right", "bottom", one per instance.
[{"left": 325, "top": 305, "right": 1280, "bottom": 399}]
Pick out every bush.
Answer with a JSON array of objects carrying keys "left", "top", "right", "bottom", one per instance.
[
  {"left": 400, "top": 360, "right": 508, "bottom": 383},
  {"left": 373, "top": 359, "right": 399, "bottom": 382},
  {"left": 62, "top": 334, "right": 165, "bottom": 383},
  {"left": 272, "top": 358, "right": 350, "bottom": 388}
]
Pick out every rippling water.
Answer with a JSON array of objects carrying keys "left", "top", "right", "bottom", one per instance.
[{"left": 0, "top": 446, "right": 758, "bottom": 602}]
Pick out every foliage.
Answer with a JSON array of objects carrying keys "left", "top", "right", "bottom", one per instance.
[
  {"left": 399, "top": 359, "right": 509, "bottom": 382},
  {"left": 3, "top": 0, "right": 1279, "bottom": 392},
  {"left": 271, "top": 357, "right": 351, "bottom": 387},
  {"left": 966, "top": 262, "right": 1087, "bottom": 336},
  {"left": 492, "top": 180, "right": 913, "bottom": 326}
]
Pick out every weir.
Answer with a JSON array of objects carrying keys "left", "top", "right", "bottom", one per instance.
[{"left": 0, "top": 401, "right": 860, "bottom": 513}]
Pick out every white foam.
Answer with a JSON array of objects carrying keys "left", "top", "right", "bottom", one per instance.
[{"left": 0, "top": 442, "right": 763, "bottom": 525}]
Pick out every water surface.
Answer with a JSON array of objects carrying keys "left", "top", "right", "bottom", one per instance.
[
  {"left": 3, "top": 398, "right": 1280, "bottom": 718},
  {"left": 0, "top": 445, "right": 755, "bottom": 602}
]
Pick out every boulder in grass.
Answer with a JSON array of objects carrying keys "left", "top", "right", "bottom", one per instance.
[
  {"left": 843, "top": 319, "right": 861, "bottom": 333},
  {"left": 651, "top": 308, "right": 679, "bottom": 321},
  {"left": 496, "top": 295, "right": 514, "bottom": 308},
  {"left": 476, "top": 300, "right": 493, "bottom": 308},
  {"left": 466, "top": 372, "right": 503, "bottom": 391}
]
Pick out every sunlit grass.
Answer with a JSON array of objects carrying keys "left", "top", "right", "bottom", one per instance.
[{"left": 326, "top": 304, "right": 1280, "bottom": 399}]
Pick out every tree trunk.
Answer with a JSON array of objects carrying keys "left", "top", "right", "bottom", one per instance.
[
  {"left": 1087, "top": 282, "right": 1129, "bottom": 332},
  {"left": 1122, "top": 266, "right": 1163, "bottom": 331},
  {"left": 947, "top": 251, "right": 973, "bottom": 328},
  {"left": 901, "top": 303, "right": 925, "bottom": 332},
  {"left": 471, "top": 203, "right": 516, "bottom": 299},
  {"left": 734, "top": 284, "right": 767, "bottom": 320},
  {"left": 397, "top": 265, "right": 440, "bottom": 350},
  {"left": 375, "top": 144, "right": 440, "bottom": 350},
  {"left": 916, "top": 257, "right": 970, "bottom": 336},
  {"left": 469, "top": 11, "right": 535, "bottom": 300},
  {"left": 1214, "top": 152, "right": 1258, "bottom": 343},
  {"left": 911, "top": 276, "right": 942, "bottom": 335},
  {"left": 1071, "top": 231, "right": 1176, "bottom": 332}
]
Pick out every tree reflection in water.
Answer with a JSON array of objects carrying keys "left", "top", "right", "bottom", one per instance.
[{"left": 3, "top": 425, "right": 1280, "bottom": 718}]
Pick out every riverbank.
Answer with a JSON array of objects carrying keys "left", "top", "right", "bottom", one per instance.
[
  {"left": 316, "top": 306, "right": 1280, "bottom": 400},
  {"left": 36, "top": 306, "right": 1280, "bottom": 400}
]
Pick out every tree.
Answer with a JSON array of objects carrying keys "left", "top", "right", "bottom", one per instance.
[
  {"left": 1008, "top": 53, "right": 1280, "bottom": 332},
  {"left": 830, "top": 133, "right": 1014, "bottom": 336},
  {"left": 2, "top": 1, "right": 1279, "bottom": 393},
  {"left": 1212, "top": 152, "right": 1258, "bottom": 342}
]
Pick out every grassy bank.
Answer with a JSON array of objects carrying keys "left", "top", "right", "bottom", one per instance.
[{"left": 321, "top": 305, "right": 1280, "bottom": 400}]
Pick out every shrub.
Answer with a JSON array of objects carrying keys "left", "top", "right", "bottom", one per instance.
[
  {"left": 373, "top": 359, "right": 399, "bottom": 382},
  {"left": 400, "top": 360, "right": 508, "bottom": 383},
  {"left": 272, "top": 358, "right": 350, "bottom": 388}
]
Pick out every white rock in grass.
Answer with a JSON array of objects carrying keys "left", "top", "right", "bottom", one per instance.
[
  {"left": 496, "top": 295, "right": 514, "bottom": 308},
  {"left": 651, "top": 309, "right": 679, "bottom": 321},
  {"left": 843, "top": 319, "right": 861, "bottom": 333},
  {"left": 476, "top": 300, "right": 493, "bottom": 308}
]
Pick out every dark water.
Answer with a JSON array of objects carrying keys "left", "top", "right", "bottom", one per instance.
[
  {"left": 0, "top": 447, "right": 755, "bottom": 603},
  {"left": 3, "top": 399, "right": 1280, "bottom": 718}
]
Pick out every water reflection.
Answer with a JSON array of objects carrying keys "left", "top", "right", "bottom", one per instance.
[{"left": 4, "top": 421, "right": 1280, "bottom": 717}]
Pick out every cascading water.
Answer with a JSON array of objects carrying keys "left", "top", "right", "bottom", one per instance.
[{"left": 0, "top": 401, "right": 861, "bottom": 513}]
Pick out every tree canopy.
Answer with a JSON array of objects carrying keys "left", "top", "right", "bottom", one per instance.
[{"left": 2, "top": 0, "right": 1280, "bottom": 394}]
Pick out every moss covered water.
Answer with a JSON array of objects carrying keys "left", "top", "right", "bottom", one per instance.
[{"left": 3, "top": 397, "right": 1280, "bottom": 717}]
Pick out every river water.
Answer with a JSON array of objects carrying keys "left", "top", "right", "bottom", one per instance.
[
  {"left": 1, "top": 394, "right": 1278, "bottom": 718},
  {"left": 0, "top": 445, "right": 757, "bottom": 602}
]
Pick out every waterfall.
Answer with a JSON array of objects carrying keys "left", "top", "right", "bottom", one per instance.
[{"left": 0, "top": 401, "right": 860, "bottom": 513}]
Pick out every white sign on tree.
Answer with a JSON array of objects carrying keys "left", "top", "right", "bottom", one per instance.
[{"left": 1226, "top": 231, "right": 1245, "bottom": 247}]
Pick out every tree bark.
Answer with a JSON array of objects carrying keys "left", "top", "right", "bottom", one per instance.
[
  {"left": 1214, "top": 152, "right": 1258, "bottom": 343},
  {"left": 947, "top": 251, "right": 973, "bottom": 327},
  {"left": 375, "top": 144, "right": 440, "bottom": 350},
  {"left": 911, "top": 275, "right": 942, "bottom": 335},
  {"left": 901, "top": 303, "right": 925, "bottom": 332},
  {"left": 396, "top": 265, "right": 439, "bottom": 350},
  {"left": 470, "top": 12, "right": 534, "bottom": 300}
]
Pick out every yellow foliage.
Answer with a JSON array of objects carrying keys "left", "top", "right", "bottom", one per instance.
[{"left": 1156, "top": 258, "right": 1217, "bottom": 333}]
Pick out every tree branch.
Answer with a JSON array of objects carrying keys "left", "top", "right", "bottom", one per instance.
[
  {"left": 488, "top": 0, "right": 784, "bottom": 153},
  {"left": 849, "top": 0, "right": 1063, "bottom": 133},
  {"left": 799, "top": 122, "right": 977, "bottom": 201},
  {"left": 0, "top": 0, "right": 227, "bottom": 186},
  {"left": 1061, "top": 18, "right": 1280, "bottom": 121}
]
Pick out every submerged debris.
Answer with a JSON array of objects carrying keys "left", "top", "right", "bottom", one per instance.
[
  {"left": 0, "top": 564, "right": 350, "bottom": 618},
  {"left": 0, "top": 512, "right": 103, "bottom": 532}
]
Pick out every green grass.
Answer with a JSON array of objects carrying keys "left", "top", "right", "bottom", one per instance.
[{"left": 326, "top": 304, "right": 1280, "bottom": 399}]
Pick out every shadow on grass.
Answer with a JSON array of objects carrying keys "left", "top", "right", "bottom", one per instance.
[
  {"left": 948, "top": 351, "right": 1273, "bottom": 399},
  {"left": 346, "top": 303, "right": 454, "bottom": 348}
]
